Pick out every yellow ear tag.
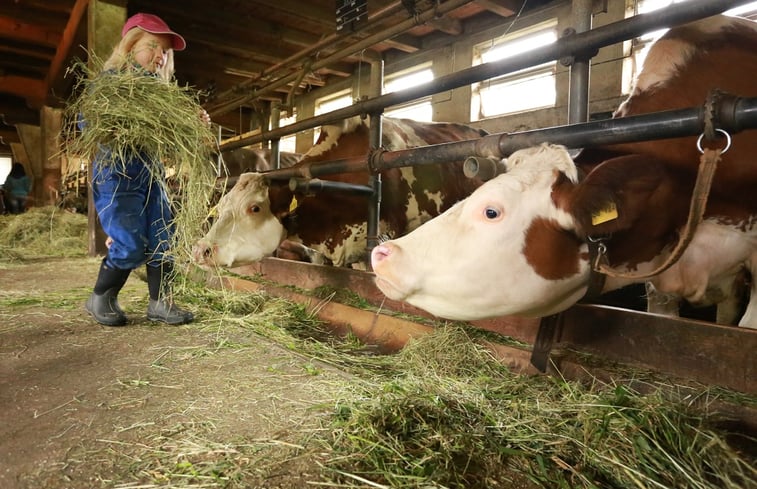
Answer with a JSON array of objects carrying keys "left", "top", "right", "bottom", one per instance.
[
  {"left": 288, "top": 196, "right": 299, "bottom": 213},
  {"left": 591, "top": 201, "right": 618, "bottom": 226},
  {"left": 207, "top": 204, "right": 218, "bottom": 218}
]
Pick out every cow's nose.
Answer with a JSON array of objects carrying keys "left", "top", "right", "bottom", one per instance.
[
  {"left": 371, "top": 243, "right": 394, "bottom": 267},
  {"left": 193, "top": 241, "right": 216, "bottom": 264}
]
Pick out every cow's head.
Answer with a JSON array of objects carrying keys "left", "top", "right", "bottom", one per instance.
[
  {"left": 371, "top": 143, "right": 681, "bottom": 320},
  {"left": 193, "top": 172, "right": 288, "bottom": 268}
]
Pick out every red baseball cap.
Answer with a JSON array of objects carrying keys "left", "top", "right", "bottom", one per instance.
[{"left": 122, "top": 13, "right": 186, "bottom": 51}]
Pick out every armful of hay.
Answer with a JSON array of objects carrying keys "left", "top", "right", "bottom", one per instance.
[{"left": 61, "top": 59, "right": 220, "bottom": 263}]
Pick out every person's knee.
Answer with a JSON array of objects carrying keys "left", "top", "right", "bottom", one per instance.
[{"left": 106, "top": 247, "right": 146, "bottom": 270}]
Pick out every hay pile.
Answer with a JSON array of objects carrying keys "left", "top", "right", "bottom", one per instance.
[
  {"left": 61, "top": 58, "right": 218, "bottom": 264},
  {"left": 320, "top": 327, "right": 756, "bottom": 489},
  {"left": 0, "top": 207, "right": 87, "bottom": 261}
]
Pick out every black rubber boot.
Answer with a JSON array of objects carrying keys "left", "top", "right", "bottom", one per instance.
[
  {"left": 85, "top": 259, "right": 131, "bottom": 326},
  {"left": 146, "top": 263, "right": 194, "bottom": 325}
]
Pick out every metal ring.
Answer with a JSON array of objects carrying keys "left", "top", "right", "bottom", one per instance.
[{"left": 696, "top": 128, "right": 731, "bottom": 154}]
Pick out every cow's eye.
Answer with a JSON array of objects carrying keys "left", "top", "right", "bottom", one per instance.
[
  {"left": 250, "top": 204, "right": 261, "bottom": 214},
  {"left": 484, "top": 207, "right": 500, "bottom": 219}
]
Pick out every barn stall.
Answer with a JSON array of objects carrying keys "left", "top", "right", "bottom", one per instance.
[
  {"left": 201, "top": 0, "right": 757, "bottom": 394},
  {"left": 1, "top": 0, "right": 756, "bottom": 487}
]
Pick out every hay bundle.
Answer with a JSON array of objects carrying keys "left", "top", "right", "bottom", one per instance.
[
  {"left": 0, "top": 207, "right": 87, "bottom": 261},
  {"left": 61, "top": 58, "right": 218, "bottom": 264}
]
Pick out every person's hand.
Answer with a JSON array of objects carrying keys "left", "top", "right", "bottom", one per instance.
[{"left": 199, "top": 109, "right": 211, "bottom": 126}]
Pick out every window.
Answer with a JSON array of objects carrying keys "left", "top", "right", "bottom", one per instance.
[
  {"left": 0, "top": 156, "right": 10, "bottom": 185},
  {"left": 471, "top": 21, "right": 558, "bottom": 120},
  {"left": 276, "top": 111, "right": 297, "bottom": 153},
  {"left": 315, "top": 90, "right": 353, "bottom": 116},
  {"left": 384, "top": 65, "right": 433, "bottom": 121},
  {"left": 314, "top": 90, "right": 354, "bottom": 143},
  {"left": 623, "top": 1, "right": 757, "bottom": 93}
]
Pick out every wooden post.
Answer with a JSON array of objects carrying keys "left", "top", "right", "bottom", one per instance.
[
  {"left": 41, "top": 106, "right": 63, "bottom": 206},
  {"left": 86, "top": 0, "right": 126, "bottom": 256}
]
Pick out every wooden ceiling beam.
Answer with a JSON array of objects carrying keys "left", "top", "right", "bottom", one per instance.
[
  {"left": 0, "top": 43, "right": 55, "bottom": 60},
  {"left": 1, "top": 100, "right": 39, "bottom": 126},
  {"left": 474, "top": 0, "right": 518, "bottom": 17},
  {"left": 381, "top": 34, "right": 421, "bottom": 53},
  {"left": 0, "top": 15, "right": 61, "bottom": 47},
  {"left": 428, "top": 15, "right": 463, "bottom": 36},
  {"left": 0, "top": 75, "right": 45, "bottom": 108},
  {"left": 45, "top": 0, "right": 87, "bottom": 92},
  {"left": 245, "top": 0, "right": 334, "bottom": 28},
  {"left": 0, "top": 126, "right": 21, "bottom": 144},
  {"left": 0, "top": 4, "right": 70, "bottom": 28},
  {"left": 141, "top": 3, "right": 325, "bottom": 51}
]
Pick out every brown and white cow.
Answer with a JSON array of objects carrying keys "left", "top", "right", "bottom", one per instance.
[
  {"left": 370, "top": 15, "right": 757, "bottom": 328},
  {"left": 193, "top": 117, "right": 488, "bottom": 268},
  {"left": 220, "top": 147, "right": 302, "bottom": 176}
]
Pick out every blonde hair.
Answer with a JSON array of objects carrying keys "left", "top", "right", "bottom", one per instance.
[{"left": 102, "top": 28, "right": 175, "bottom": 81}]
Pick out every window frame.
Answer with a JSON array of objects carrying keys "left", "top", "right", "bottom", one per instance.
[{"left": 470, "top": 19, "right": 559, "bottom": 120}]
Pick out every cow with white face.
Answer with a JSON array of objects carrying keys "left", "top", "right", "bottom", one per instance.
[
  {"left": 372, "top": 15, "right": 757, "bottom": 328},
  {"left": 371, "top": 143, "right": 757, "bottom": 327},
  {"left": 199, "top": 172, "right": 288, "bottom": 266},
  {"left": 374, "top": 144, "right": 592, "bottom": 319},
  {"left": 193, "top": 117, "right": 489, "bottom": 268}
]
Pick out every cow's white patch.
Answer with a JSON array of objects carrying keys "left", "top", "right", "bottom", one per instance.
[
  {"left": 645, "top": 220, "right": 757, "bottom": 328},
  {"left": 620, "top": 16, "right": 755, "bottom": 107},
  {"left": 627, "top": 38, "right": 695, "bottom": 96},
  {"left": 305, "top": 117, "right": 364, "bottom": 159}
]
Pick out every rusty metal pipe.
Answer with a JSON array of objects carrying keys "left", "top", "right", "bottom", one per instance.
[{"left": 255, "top": 96, "right": 757, "bottom": 179}]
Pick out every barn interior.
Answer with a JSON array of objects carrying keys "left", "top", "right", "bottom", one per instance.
[
  {"left": 0, "top": 0, "right": 757, "bottom": 488},
  {"left": 1, "top": 0, "right": 756, "bottom": 382}
]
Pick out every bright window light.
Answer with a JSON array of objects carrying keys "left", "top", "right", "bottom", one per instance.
[
  {"left": 471, "top": 21, "right": 558, "bottom": 120},
  {"left": 384, "top": 66, "right": 433, "bottom": 121},
  {"left": 0, "top": 156, "right": 10, "bottom": 185},
  {"left": 315, "top": 91, "right": 353, "bottom": 116},
  {"left": 277, "top": 112, "right": 297, "bottom": 153}
]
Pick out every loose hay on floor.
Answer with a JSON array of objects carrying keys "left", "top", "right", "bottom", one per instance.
[{"left": 318, "top": 327, "right": 757, "bottom": 489}]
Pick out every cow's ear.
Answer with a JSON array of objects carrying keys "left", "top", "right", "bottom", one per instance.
[{"left": 570, "top": 154, "right": 680, "bottom": 236}]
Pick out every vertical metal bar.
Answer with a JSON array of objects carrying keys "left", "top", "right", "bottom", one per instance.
[
  {"left": 366, "top": 58, "right": 384, "bottom": 266},
  {"left": 270, "top": 104, "right": 281, "bottom": 170},
  {"left": 567, "top": 0, "right": 594, "bottom": 124},
  {"left": 216, "top": 123, "right": 223, "bottom": 176}
]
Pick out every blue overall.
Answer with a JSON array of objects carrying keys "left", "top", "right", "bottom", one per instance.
[{"left": 92, "top": 151, "right": 174, "bottom": 270}]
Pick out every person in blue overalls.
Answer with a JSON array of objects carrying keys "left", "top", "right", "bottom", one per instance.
[{"left": 85, "top": 13, "right": 209, "bottom": 326}]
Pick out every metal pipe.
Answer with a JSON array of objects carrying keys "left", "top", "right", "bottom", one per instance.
[
  {"left": 463, "top": 156, "right": 505, "bottom": 180},
  {"left": 366, "top": 59, "right": 385, "bottom": 259},
  {"left": 215, "top": 123, "right": 223, "bottom": 176},
  {"left": 288, "top": 178, "right": 375, "bottom": 196},
  {"left": 220, "top": 0, "right": 746, "bottom": 150},
  {"left": 566, "top": 0, "right": 594, "bottom": 124},
  {"left": 270, "top": 104, "right": 281, "bottom": 169},
  {"left": 258, "top": 96, "right": 757, "bottom": 179}
]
